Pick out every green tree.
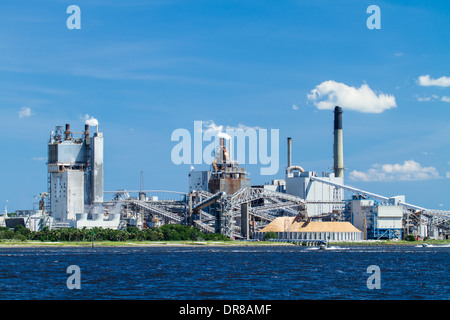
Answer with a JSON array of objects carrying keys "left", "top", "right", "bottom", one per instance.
[
  {"left": 12, "top": 234, "right": 27, "bottom": 242},
  {"left": 264, "top": 231, "right": 277, "bottom": 241},
  {"left": 0, "top": 227, "right": 14, "bottom": 240}
]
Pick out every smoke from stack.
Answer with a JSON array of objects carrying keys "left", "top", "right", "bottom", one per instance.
[
  {"left": 85, "top": 115, "right": 98, "bottom": 127},
  {"left": 85, "top": 114, "right": 99, "bottom": 133}
]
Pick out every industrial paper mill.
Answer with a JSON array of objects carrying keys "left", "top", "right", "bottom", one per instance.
[{"left": 3, "top": 107, "right": 449, "bottom": 241}]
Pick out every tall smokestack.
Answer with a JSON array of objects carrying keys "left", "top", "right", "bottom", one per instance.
[
  {"left": 84, "top": 124, "right": 90, "bottom": 140},
  {"left": 287, "top": 137, "right": 292, "bottom": 168},
  {"left": 64, "top": 124, "right": 71, "bottom": 141},
  {"left": 333, "top": 106, "right": 344, "bottom": 178}
]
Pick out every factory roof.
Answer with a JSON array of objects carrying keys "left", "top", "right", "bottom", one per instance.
[{"left": 260, "top": 217, "right": 362, "bottom": 233}]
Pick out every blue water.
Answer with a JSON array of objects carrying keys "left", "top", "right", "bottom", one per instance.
[{"left": 0, "top": 245, "right": 448, "bottom": 300}]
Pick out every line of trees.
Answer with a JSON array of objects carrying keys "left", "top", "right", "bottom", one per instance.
[{"left": 0, "top": 224, "right": 229, "bottom": 242}]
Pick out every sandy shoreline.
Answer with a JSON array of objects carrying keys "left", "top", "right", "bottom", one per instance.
[{"left": 0, "top": 239, "right": 448, "bottom": 248}]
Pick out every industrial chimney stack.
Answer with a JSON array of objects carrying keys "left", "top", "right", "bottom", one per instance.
[
  {"left": 333, "top": 106, "right": 344, "bottom": 178},
  {"left": 287, "top": 137, "right": 292, "bottom": 169}
]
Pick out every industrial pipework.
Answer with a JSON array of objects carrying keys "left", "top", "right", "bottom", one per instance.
[{"left": 286, "top": 137, "right": 305, "bottom": 175}]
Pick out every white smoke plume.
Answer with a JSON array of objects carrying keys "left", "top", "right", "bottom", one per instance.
[
  {"left": 203, "top": 120, "right": 231, "bottom": 139},
  {"left": 84, "top": 114, "right": 99, "bottom": 126}
]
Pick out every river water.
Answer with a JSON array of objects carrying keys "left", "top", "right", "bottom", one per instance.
[{"left": 0, "top": 245, "right": 448, "bottom": 300}]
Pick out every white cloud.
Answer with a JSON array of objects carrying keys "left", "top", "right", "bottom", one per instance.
[
  {"left": 18, "top": 107, "right": 31, "bottom": 118},
  {"left": 231, "top": 123, "right": 262, "bottom": 131},
  {"left": 416, "top": 95, "right": 450, "bottom": 103},
  {"left": 446, "top": 172, "right": 450, "bottom": 179},
  {"left": 418, "top": 75, "right": 450, "bottom": 87},
  {"left": 203, "top": 120, "right": 262, "bottom": 140},
  {"left": 307, "top": 81, "right": 396, "bottom": 113},
  {"left": 394, "top": 52, "right": 405, "bottom": 57},
  {"left": 292, "top": 104, "right": 299, "bottom": 110},
  {"left": 416, "top": 95, "right": 438, "bottom": 102},
  {"left": 349, "top": 160, "right": 440, "bottom": 182},
  {"left": 32, "top": 156, "right": 47, "bottom": 162}
]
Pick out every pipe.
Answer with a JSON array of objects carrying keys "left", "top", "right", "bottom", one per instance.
[
  {"left": 64, "top": 124, "right": 71, "bottom": 141},
  {"left": 310, "top": 176, "right": 450, "bottom": 216},
  {"left": 287, "top": 137, "right": 292, "bottom": 168},
  {"left": 286, "top": 166, "right": 305, "bottom": 175},
  {"left": 311, "top": 176, "right": 388, "bottom": 202},
  {"left": 218, "top": 137, "right": 229, "bottom": 162},
  {"left": 84, "top": 124, "right": 90, "bottom": 140},
  {"left": 333, "top": 106, "right": 344, "bottom": 178}
]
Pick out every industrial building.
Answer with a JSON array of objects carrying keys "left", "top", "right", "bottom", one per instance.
[
  {"left": 283, "top": 106, "right": 344, "bottom": 217},
  {"left": 3, "top": 106, "right": 449, "bottom": 241},
  {"left": 189, "top": 137, "right": 251, "bottom": 195},
  {"left": 243, "top": 106, "right": 449, "bottom": 241},
  {"left": 2, "top": 122, "right": 121, "bottom": 231},
  {"left": 188, "top": 137, "right": 252, "bottom": 235},
  {"left": 46, "top": 123, "right": 117, "bottom": 229},
  {"left": 345, "top": 196, "right": 404, "bottom": 240},
  {"left": 253, "top": 217, "right": 363, "bottom": 242}
]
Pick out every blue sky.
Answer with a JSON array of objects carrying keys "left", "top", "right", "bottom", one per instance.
[{"left": 1, "top": 0, "right": 450, "bottom": 212}]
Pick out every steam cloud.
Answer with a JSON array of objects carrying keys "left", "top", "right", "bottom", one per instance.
[
  {"left": 85, "top": 114, "right": 99, "bottom": 126},
  {"left": 204, "top": 121, "right": 231, "bottom": 139}
]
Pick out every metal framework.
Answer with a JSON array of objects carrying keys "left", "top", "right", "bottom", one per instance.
[
  {"left": 188, "top": 187, "right": 307, "bottom": 238},
  {"left": 102, "top": 178, "right": 450, "bottom": 240},
  {"left": 311, "top": 176, "right": 450, "bottom": 237}
]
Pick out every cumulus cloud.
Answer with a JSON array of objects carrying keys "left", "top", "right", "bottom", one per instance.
[
  {"left": 292, "top": 104, "right": 299, "bottom": 110},
  {"left": 418, "top": 75, "right": 450, "bottom": 87},
  {"left": 307, "top": 81, "right": 396, "bottom": 113},
  {"left": 349, "top": 160, "right": 440, "bottom": 182},
  {"left": 18, "top": 107, "right": 32, "bottom": 118},
  {"left": 441, "top": 96, "right": 450, "bottom": 103}
]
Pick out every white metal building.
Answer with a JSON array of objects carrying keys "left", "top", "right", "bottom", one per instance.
[{"left": 285, "top": 170, "right": 344, "bottom": 216}]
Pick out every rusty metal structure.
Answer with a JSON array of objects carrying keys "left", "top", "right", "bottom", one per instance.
[{"left": 209, "top": 138, "right": 251, "bottom": 195}]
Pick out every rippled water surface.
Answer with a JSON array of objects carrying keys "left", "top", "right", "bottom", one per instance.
[{"left": 0, "top": 245, "right": 448, "bottom": 300}]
